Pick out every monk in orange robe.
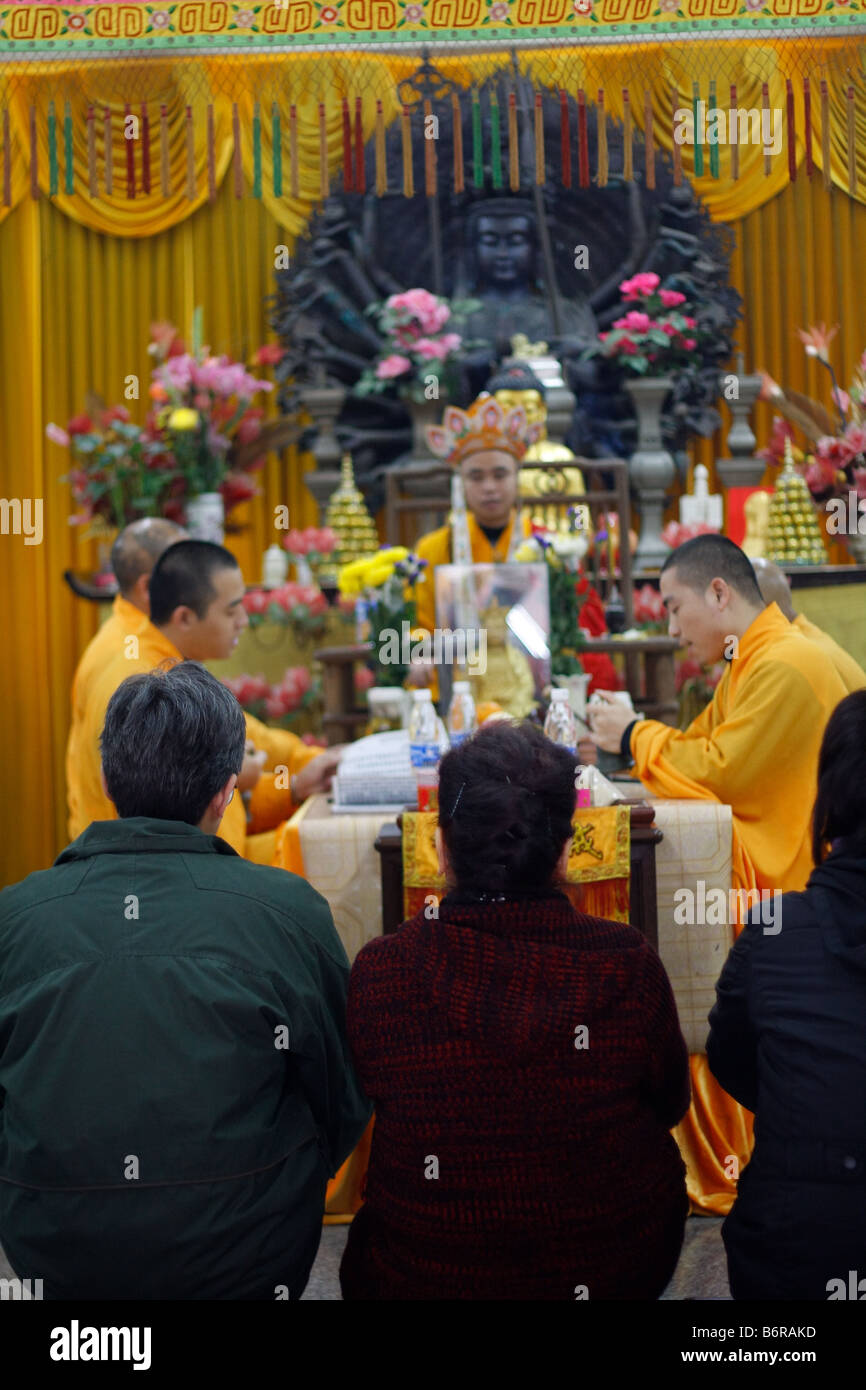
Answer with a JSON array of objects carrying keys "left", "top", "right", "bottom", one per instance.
[
  {"left": 589, "top": 535, "right": 847, "bottom": 1214},
  {"left": 752, "top": 556, "right": 866, "bottom": 693},
  {"left": 68, "top": 540, "right": 339, "bottom": 863}
]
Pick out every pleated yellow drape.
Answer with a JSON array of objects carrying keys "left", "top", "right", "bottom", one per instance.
[{"left": 2, "top": 42, "right": 866, "bottom": 236}]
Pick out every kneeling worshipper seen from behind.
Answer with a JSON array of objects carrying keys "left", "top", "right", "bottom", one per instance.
[
  {"left": 67, "top": 538, "right": 341, "bottom": 864},
  {"left": 0, "top": 662, "right": 371, "bottom": 1300},
  {"left": 588, "top": 534, "right": 848, "bottom": 1216},
  {"left": 340, "top": 721, "right": 690, "bottom": 1302}
]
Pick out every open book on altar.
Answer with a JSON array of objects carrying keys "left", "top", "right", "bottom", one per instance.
[{"left": 434, "top": 562, "right": 550, "bottom": 717}]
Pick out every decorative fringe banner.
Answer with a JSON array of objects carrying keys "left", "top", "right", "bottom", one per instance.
[{"left": 4, "top": 77, "right": 866, "bottom": 215}]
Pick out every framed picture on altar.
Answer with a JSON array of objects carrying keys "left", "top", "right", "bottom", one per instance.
[{"left": 434, "top": 562, "right": 550, "bottom": 718}]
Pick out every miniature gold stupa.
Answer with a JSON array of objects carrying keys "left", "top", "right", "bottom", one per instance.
[
  {"left": 322, "top": 453, "right": 379, "bottom": 583},
  {"left": 766, "top": 439, "right": 827, "bottom": 566}
]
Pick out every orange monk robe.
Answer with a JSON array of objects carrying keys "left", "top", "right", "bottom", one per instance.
[
  {"left": 793, "top": 612, "right": 866, "bottom": 693},
  {"left": 412, "top": 510, "right": 534, "bottom": 636},
  {"left": 67, "top": 620, "right": 318, "bottom": 863},
  {"left": 629, "top": 602, "right": 848, "bottom": 1214}
]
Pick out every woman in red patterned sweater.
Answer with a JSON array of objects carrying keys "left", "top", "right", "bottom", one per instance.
[{"left": 340, "top": 721, "right": 690, "bottom": 1300}]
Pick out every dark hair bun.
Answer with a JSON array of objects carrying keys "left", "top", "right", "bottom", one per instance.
[{"left": 438, "top": 720, "right": 576, "bottom": 896}]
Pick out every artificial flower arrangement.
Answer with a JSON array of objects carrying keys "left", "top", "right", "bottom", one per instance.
[
  {"left": 242, "top": 580, "right": 329, "bottom": 640},
  {"left": 46, "top": 314, "right": 283, "bottom": 529},
  {"left": 585, "top": 272, "right": 703, "bottom": 376},
  {"left": 660, "top": 519, "right": 720, "bottom": 549},
  {"left": 221, "top": 668, "right": 319, "bottom": 729},
  {"left": 758, "top": 324, "right": 866, "bottom": 510},
  {"left": 353, "top": 289, "right": 480, "bottom": 404},
  {"left": 281, "top": 525, "right": 339, "bottom": 570},
  {"left": 337, "top": 546, "right": 427, "bottom": 688}
]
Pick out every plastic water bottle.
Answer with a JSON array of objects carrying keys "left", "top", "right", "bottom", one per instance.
[
  {"left": 544, "top": 687, "right": 577, "bottom": 754},
  {"left": 408, "top": 689, "right": 441, "bottom": 811},
  {"left": 447, "top": 680, "right": 477, "bottom": 748}
]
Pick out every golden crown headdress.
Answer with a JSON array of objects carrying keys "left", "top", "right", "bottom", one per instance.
[{"left": 425, "top": 393, "right": 543, "bottom": 468}]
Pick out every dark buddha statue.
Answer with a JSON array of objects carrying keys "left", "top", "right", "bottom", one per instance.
[{"left": 457, "top": 199, "right": 599, "bottom": 362}]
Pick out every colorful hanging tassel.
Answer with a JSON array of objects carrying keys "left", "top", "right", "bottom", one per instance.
[
  {"left": 187, "top": 105, "right": 196, "bottom": 200},
  {"left": 249, "top": 102, "right": 260, "bottom": 199},
  {"left": 762, "top": 83, "right": 771, "bottom": 176},
  {"left": 577, "top": 89, "right": 589, "bottom": 188},
  {"left": 820, "top": 80, "right": 831, "bottom": 192},
  {"left": 124, "top": 103, "right": 135, "bottom": 199},
  {"left": 534, "top": 91, "right": 545, "bottom": 185},
  {"left": 729, "top": 84, "right": 739, "bottom": 182},
  {"left": 64, "top": 100, "right": 74, "bottom": 195},
  {"left": 233, "top": 102, "right": 244, "bottom": 198},
  {"left": 29, "top": 105, "right": 38, "bottom": 200},
  {"left": 596, "top": 89, "right": 607, "bottom": 187},
  {"left": 206, "top": 103, "right": 215, "bottom": 202},
  {"left": 103, "top": 108, "right": 112, "bottom": 197},
  {"left": 87, "top": 105, "right": 98, "bottom": 196},
  {"left": 160, "top": 104, "right": 170, "bottom": 198},
  {"left": 671, "top": 91, "right": 682, "bottom": 186},
  {"left": 472, "top": 89, "right": 483, "bottom": 188},
  {"left": 803, "top": 77, "right": 813, "bottom": 179},
  {"left": 644, "top": 89, "right": 655, "bottom": 190},
  {"left": 2, "top": 107, "right": 10, "bottom": 208},
  {"left": 622, "top": 88, "right": 633, "bottom": 182},
  {"left": 342, "top": 97, "right": 353, "bottom": 192},
  {"left": 48, "top": 100, "right": 58, "bottom": 197},
  {"left": 424, "top": 99, "right": 437, "bottom": 196},
  {"left": 290, "top": 103, "right": 299, "bottom": 199},
  {"left": 451, "top": 92, "right": 464, "bottom": 194},
  {"left": 785, "top": 79, "right": 796, "bottom": 183},
  {"left": 559, "top": 90, "right": 571, "bottom": 189},
  {"left": 318, "top": 100, "right": 328, "bottom": 202},
  {"left": 375, "top": 98, "right": 387, "bottom": 195},
  {"left": 354, "top": 96, "right": 365, "bottom": 194},
  {"left": 401, "top": 104, "right": 414, "bottom": 197},
  {"left": 692, "top": 83, "right": 703, "bottom": 178},
  {"left": 490, "top": 88, "right": 502, "bottom": 189},
  {"left": 272, "top": 103, "right": 282, "bottom": 198},
  {"left": 508, "top": 90, "right": 519, "bottom": 190},
  {"left": 846, "top": 85, "right": 857, "bottom": 197},
  {"left": 708, "top": 81, "right": 719, "bottom": 179}
]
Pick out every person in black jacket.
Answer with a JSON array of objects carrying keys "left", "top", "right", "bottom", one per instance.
[
  {"left": 707, "top": 689, "right": 866, "bottom": 1300},
  {"left": 0, "top": 661, "right": 370, "bottom": 1300}
]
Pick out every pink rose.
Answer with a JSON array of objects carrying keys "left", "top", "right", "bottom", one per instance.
[
  {"left": 853, "top": 468, "right": 866, "bottom": 499},
  {"left": 618, "top": 338, "right": 639, "bottom": 356},
  {"left": 661, "top": 323, "right": 678, "bottom": 338},
  {"left": 683, "top": 316, "right": 698, "bottom": 329},
  {"left": 375, "top": 353, "right": 412, "bottom": 379},
  {"left": 619, "top": 271, "right": 660, "bottom": 300},
  {"left": 659, "top": 289, "right": 686, "bottom": 308},
  {"left": 613, "top": 310, "right": 650, "bottom": 333},
  {"left": 413, "top": 337, "right": 449, "bottom": 361},
  {"left": 840, "top": 425, "right": 866, "bottom": 463}
]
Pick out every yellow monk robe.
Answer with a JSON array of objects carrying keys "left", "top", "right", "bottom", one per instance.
[
  {"left": 67, "top": 620, "right": 318, "bottom": 862},
  {"left": 629, "top": 602, "right": 848, "bottom": 1214},
  {"left": 793, "top": 612, "right": 866, "bottom": 693},
  {"left": 413, "top": 510, "right": 533, "bottom": 636}
]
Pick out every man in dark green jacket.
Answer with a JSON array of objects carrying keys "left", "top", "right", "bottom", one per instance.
[{"left": 0, "top": 661, "right": 371, "bottom": 1299}]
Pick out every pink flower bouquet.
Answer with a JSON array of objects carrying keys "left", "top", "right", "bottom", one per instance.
[
  {"left": 587, "top": 272, "right": 703, "bottom": 376},
  {"left": 354, "top": 289, "right": 480, "bottom": 403}
]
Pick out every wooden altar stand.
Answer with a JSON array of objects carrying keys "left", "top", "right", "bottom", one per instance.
[{"left": 374, "top": 800, "right": 663, "bottom": 948}]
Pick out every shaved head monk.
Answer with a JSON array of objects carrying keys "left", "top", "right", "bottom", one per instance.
[
  {"left": 589, "top": 534, "right": 848, "bottom": 1216},
  {"left": 68, "top": 540, "right": 338, "bottom": 863},
  {"left": 751, "top": 556, "right": 866, "bottom": 693},
  {"left": 67, "top": 519, "right": 187, "bottom": 835}
]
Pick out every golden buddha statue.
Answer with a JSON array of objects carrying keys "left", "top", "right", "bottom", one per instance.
[
  {"left": 490, "top": 361, "right": 592, "bottom": 539},
  {"left": 741, "top": 490, "right": 771, "bottom": 559},
  {"left": 472, "top": 596, "right": 537, "bottom": 720}
]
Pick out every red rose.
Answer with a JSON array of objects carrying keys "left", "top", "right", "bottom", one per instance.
[{"left": 68, "top": 414, "right": 94, "bottom": 436}]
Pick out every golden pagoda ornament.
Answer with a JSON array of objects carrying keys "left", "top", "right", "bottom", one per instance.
[
  {"left": 766, "top": 438, "right": 828, "bottom": 566},
  {"left": 321, "top": 453, "right": 379, "bottom": 584}
]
